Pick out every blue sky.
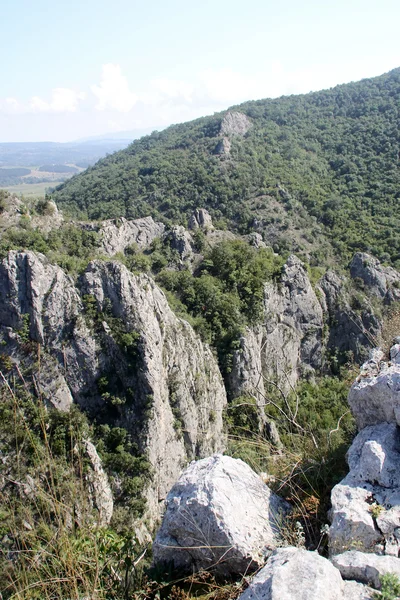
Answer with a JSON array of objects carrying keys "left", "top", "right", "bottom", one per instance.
[{"left": 1, "top": 0, "right": 400, "bottom": 142}]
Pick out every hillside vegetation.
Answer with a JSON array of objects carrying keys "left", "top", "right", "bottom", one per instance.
[{"left": 53, "top": 68, "right": 400, "bottom": 266}]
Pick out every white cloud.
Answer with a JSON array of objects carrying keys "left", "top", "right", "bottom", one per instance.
[
  {"left": 0, "top": 89, "right": 85, "bottom": 115},
  {"left": 91, "top": 64, "right": 137, "bottom": 112},
  {"left": 30, "top": 88, "right": 86, "bottom": 113},
  {"left": 150, "top": 78, "right": 194, "bottom": 102}
]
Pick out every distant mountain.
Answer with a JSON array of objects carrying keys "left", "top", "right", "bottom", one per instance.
[
  {"left": 0, "top": 139, "right": 131, "bottom": 169},
  {"left": 53, "top": 68, "right": 400, "bottom": 266},
  {"left": 74, "top": 127, "right": 159, "bottom": 143}
]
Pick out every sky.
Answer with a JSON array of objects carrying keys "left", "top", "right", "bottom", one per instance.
[{"left": 1, "top": 0, "right": 400, "bottom": 143}]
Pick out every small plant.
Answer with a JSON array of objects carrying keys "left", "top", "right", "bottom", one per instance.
[
  {"left": 369, "top": 503, "right": 385, "bottom": 519},
  {"left": 373, "top": 573, "right": 400, "bottom": 599}
]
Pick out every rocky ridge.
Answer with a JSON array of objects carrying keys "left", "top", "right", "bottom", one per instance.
[{"left": 152, "top": 342, "right": 400, "bottom": 596}]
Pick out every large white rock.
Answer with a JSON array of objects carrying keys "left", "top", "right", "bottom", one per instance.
[
  {"left": 348, "top": 350, "right": 400, "bottom": 430},
  {"left": 329, "top": 423, "right": 400, "bottom": 556},
  {"left": 152, "top": 454, "right": 290, "bottom": 576},
  {"left": 237, "top": 547, "right": 344, "bottom": 600},
  {"left": 332, "top": 550, "right": 400, "bottom": 589}
]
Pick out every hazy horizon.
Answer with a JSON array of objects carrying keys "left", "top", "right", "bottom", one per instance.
[{"left": 2, "top": 0, "right": 400, "bottom": 143}]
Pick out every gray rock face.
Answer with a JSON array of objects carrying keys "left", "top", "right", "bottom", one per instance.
[
  {"left": 332, "top": 551, "right": 400, "bottom": 589},
  {"left": 0, "top": 251, "right": 227, "bottom": 521},
  {"left": 350, "top": 252, "right": 400, "bottom": 302},
  {"left": 153, "top": 455, "right": 290, "bottom": 577},
  {"left": 247, "top": 232, "right": 267, "bottom": 249},
  {"left": 329, "top": 423, "right": 400, "bottom": 556},
  {"left": 220, "top": 111, "right": 252, "bottom": 137},
  {"left": 83, "top": 440, "right": 114, "bottom": 526},
  {"left": 90, "top": 216, "right": 164, "bottom": 256},
  {"left": 348, "top": 349, "right": 400, "bottom": 430},
  {"left": 319, "top": 270, "right": 381, "bottom": 365},
  {"left": 0, "top": 251, "right": 97, "bottom": 404},
  {"left": 229, "top": 255, "right": 324, "bottom": 398},
  {"left": 214, "top": 137, "right": 232, "bottom": 155},
  {"left": 188, "top": 208, "right": 214, "bottom": 231},
  {"left": 165, "top": 225, "right": 194, "bottom": 261},
  {"left": 237, "top": 547, "right": 344, "bottom": 600},
  {"left": 80, "top": 261, "right": 227, "bottom": 516}
]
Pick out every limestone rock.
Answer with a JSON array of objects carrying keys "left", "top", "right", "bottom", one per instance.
[
  {"left": 0, "top": 251, "right": 97, "bottom": 403},
  {"left": 237, "top": 547, "right": 344, "bottom": 600},
  {"left": 319, "top": 270, "right": 381, "bottom": 365},
  {"left": 165, "top": 225, "right": 194, "bottom": 261},
  {"left": 247, "top": 232, "right": 267, "bottom": 249},
  {"left": 229, "top": 255, "right": 324, "bottom": 396},
  {"left": 350, "top": 253, "right": 400, "bottom": 302},
  {"left": 214, "top": 137, "right": 232, "bottom": 155},
  {"left": 0, "top": 251, "right": 227, "bottom": 521},
  {"left": 332, "top": 550, "right": 400, "bottom": 589},
  {"left": 81, "top": 261, "right": 227, "bottom": 517},
  {"left": 95, "top": 216, "right": 164, "bottom": 255},
  {"left": 329, "top": 423, "right": 400, "bottom": 556},
  {"left": 152, "top": 454, "right": 290, "bottom": 576},
  {"left": 348, "top": 347, "right": 400, "bottom": 430},
  {"left": 188, "top": 208, "right": 214, "bottom": 231},
  {"left": 220, "top": 111, "right": 252, "bottom": 137},
  {"left": 83, "top": 440, "right": 113, "bottom": 526}
]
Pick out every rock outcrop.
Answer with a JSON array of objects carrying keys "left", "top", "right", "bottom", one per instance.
[
  {"left": 229, "top": 255, "right": 324, "bottom": 403},
  {"left": 83, "top": 440, "right": 114, "bottom": 526},
  {"left": 329, "top": 342, "right": 400, "bottom": 559},
  {"left": 350, "top": 252, "right": 400, "bottom": 302},
  {"left": 152, "top": 454, "right": 290, "bottom": 576},
  {"left": 319, "top": 269, "right": 380, "bottom": 365},
  {"left": 348, "top": 350, "right": 400, "bottom": 430},
  {"left": 329, "top": 422, "right": 400, "bottom": 555},
  {"left": 81, "top": 261, "right": 227, "bottom": 515},
  {"left": 237, "top": 547, "right": 345, "bottom": 600},
  {"left": 82, "top": 216, "right": 165, "bottom": 256},
  {"left": 164, "top": 225, "right": 194, "bottom": 262},
  {"left": 220, "top": 111, "right": 252, "bottom": 137},
  {"left": 0, "top": 251, "right": 227, "bottom": 520},
  {"left": 188, "top": 208, "right": 214, "bottom": 231},
  {"left": 214, "top": 111, "right": 252, "bottom": 155}
]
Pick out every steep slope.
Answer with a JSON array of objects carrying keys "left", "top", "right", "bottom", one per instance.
[
  {"left": 53, "top": 68, "right": 400, "bottom": 265},
  {"left": 0, "top": 250, "right": 227, "bottom": 519}
]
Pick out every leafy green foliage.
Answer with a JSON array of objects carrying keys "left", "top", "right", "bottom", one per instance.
[
  {"left": 373, "top": 573, "right": 400, "bottom": 600},
  {"left": 0, "top": 223, "right": 100, "bottom": 274},
  {"left": 53, "top": 68, "right": 400, "bottom": 265},
  {"left": 157, "top": 240, "right": 283, "bottom": 377}
]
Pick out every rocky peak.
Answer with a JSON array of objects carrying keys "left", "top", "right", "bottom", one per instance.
[{"left": 220, "top": 111, "right": 252, "bottom": 137}]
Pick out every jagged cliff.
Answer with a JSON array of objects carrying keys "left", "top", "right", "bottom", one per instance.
[
  {"left": 0, "top": 204, "right": 398, "bottom": 521},
  {"left": 0, "top": 249, "right": 227, "bottom": 520}
]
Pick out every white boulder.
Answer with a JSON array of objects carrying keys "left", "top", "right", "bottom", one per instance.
[
  {"left": 152, "top": 454, "right": 290, "bottom": 576},
  {"left": 348, "top": 347, "right": 400, "bottom": 430},
  {"left": 237, "top": 547, "right": 344, "bottom": 600}
]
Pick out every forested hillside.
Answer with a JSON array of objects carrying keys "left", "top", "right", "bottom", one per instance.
[{"left": 53, "top": 68, "right": 400, "bottom": 266}]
